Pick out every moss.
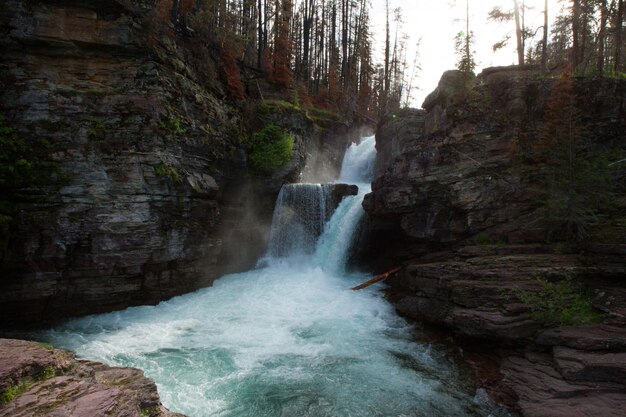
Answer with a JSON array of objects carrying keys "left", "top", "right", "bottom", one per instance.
[
  {"left": 259, "top": 99, "right": 301, "bottom": 114},
  {"left": 474, "top": 232, "right": 491, "bottom": 245},
  {"left": 140, "top": 406, "right": 159, "bottom": 417},
  {"left": 39, "top": 367, "right": 55, "bottom": 380},
  {"left": 35, "top": 342, "right": 54, "bottom": 350},
  {"left": 154, "top": 162, "right": 182, "bottom": 183},
  {"left": 81, "top": 116, "right": 106, "bottom": 139},
  {"left": 0, "top": 380, "right": 34, "bottom": 405},
  {"left": 518, "top": 275, "right": 603, "bottom": 327},
  {"left": 68, "top": 213, "right": 82, "bottom": 223},
  {"left": 246, "top": 124, "right": 294, "bottom": 174},
  {"left": 159, "top": 117, "right": 187, "bottom": 136}
]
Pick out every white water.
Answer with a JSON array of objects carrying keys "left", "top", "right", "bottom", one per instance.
[{"left": 36, "top": 136, "right": 490, "bottom": 417}]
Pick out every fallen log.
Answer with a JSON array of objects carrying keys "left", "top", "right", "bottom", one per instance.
[{"left": 351, "top": 267, "right": 402, "bottom": 291}]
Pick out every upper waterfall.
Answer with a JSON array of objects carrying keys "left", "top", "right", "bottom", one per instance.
[
  {"left": 266, "top": 136, "right": 377, "bottom": 262},
  {"left": 338, "top": 135, "right": 377, "bottom": 184}
]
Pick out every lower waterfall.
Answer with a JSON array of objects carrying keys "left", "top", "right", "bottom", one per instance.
[{"left": 36, "top": 136, "right": 495, "bottom": 417}]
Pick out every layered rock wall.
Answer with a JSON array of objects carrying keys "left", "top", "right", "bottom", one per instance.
[
  {"left": 0, "top": 0, "right": 357, "bottom": 325},
  {"left": 363, "top": 67, "right": 626, "bottom": 416}
]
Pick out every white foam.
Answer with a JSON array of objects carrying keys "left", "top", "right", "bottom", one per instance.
[{"left": 38, "top": 137, "right": 488, "bottom": 417}]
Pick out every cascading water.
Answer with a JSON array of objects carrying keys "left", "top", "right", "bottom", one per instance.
[
  {"left": 267, "top": 183, "right": 329, "bottom": 257},
  {"left": 34, "top": 136, "right": 496, "bottom": 417}
]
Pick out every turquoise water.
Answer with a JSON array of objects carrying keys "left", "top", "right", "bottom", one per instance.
[{"left": 37, "top": 137, "right": 494, "bottom": 417}]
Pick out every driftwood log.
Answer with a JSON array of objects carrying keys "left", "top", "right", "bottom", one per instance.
[{"left": 351, "top": 267, "right": 402, "bottom": 291}]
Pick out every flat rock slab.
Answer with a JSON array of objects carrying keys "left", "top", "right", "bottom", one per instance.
[
  {"left": 501, "top": 356, "right": 626, "bottom": 417},
  {"left": 536, "top": 325, "right": 626, "bottom": 351},
  {"left": 0, "top": 339, "right": 185, "bottom": 417}
]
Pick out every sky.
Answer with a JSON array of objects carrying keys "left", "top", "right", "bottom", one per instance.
[{"left": 370, "top": 0, "right": 563, "bottom": 107}]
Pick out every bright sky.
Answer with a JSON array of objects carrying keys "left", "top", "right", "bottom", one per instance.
[{"left": 370, "top": 0, "right": 563, "bottom": 107}]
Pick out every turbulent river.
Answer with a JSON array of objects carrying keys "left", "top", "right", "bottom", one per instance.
[{"left": 36, "top": 136, "right": 495, "bottom": 417}]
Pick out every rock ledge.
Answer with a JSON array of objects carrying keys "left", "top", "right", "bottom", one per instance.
[{"left": 0, "top": 338, "right": 184, "bottom": 417}]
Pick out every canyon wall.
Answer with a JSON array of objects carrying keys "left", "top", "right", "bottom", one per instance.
[
  {"left": 0, "top": 0, "right": 356, "bottom": 326},
  {"left": 363, "top": 67, "right": 626, "bottom": 416}
]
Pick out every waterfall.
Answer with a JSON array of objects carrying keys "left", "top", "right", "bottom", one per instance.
[
  {"left": 37, "top": 134, "right": 491, "bottom": 417},
  {"left": 266, "top": 135, "right": 376, "bottom": 265},
  {"left": 266, "top": 183, "right": 329, "bottom": 257},
  {"left": 314, "top": 135, "right": 376, "bottom": 272}
]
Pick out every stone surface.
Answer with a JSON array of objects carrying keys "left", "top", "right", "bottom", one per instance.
[
  {"left": 363, "top": 67, "right": 626, "bottom": 417},
  {"left": 0, "top": 0, "right": 355, "bottom": 325},
  {"left": 0, "top": 338, "right": 185, "bottom": 417},
  {"left": 501, "top": 356, "right": 626, "bottom": 417}
]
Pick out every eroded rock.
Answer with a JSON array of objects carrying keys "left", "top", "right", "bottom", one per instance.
[{"left": 0, "top": 339, "right": 185, "bottom": 417}]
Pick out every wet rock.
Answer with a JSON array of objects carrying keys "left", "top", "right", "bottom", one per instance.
[
  {"left": 362, "top": 67, "right": 626, "bottom": 416},
  {"left": 0, "top": 339, "right": 185, "bottom": 417},
  {"left": 501, "top": 356, "right": 626, "bottom": 417}
]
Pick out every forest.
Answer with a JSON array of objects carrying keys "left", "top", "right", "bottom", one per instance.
[
  {"left": 151, "top": 0, "right": 625, "bottom": 119},
  {"left": 0, "top": 0, "right": 625, "bottom": 416}
]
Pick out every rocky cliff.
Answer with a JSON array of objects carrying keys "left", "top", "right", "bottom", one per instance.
[
  {"left": 0, "top": 338, "right": 184, "bottom": 416},
  {"left": 0, "top": 0, "right": 357, "bottom": 326},
  {"left": 363, "top": 67, "right": 626, "bottom": 416}
]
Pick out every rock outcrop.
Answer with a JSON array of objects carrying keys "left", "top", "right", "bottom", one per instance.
[
  {"left": 0, "top": 0, "right": 357, "bottom": 326},
  {"left": 0, "top": 0, "right": 244, "bottom": 325},
  {"left": 0, "top": 338, "right": 184, "bottom": 417},
  {"left": 363, "top": 67, "right": 626, "bottom": 416}
]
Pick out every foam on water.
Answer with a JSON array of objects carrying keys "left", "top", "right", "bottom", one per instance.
[{"left": 36, "top": 137, "right": 492, "bottom": 417}]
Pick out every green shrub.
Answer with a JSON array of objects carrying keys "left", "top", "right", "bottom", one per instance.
[
  {"left": 247, "top": 124, "right": 294, "bottom": 174},
  {"left": 518, "top": 275, "right": 603, "bottom": 327}
]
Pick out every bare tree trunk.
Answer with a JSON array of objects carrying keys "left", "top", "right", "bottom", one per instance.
[
  {"left": 383, "top": 0, "right": 390, "bottom": 113},
  {"left": 542, "top": 0, "right": 549, "bottom": 71},
  {"left": 514, "top": 0, "right": 525, "bottom": 65},
  {"left": 616, "top": 0, "right": 624, "bottom": 71},
  {"left": 258, "top": 0, "right": 264, "bottom": 69},
  {"left": 598, "top": 0, "right": 609, "bottom": 72},
  {"left": 572, "top": 0, "right": 581, "bottom": 69}
]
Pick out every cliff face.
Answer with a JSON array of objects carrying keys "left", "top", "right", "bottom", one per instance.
[
  {"left": 0, "top": 0, "right": 243, "bottom": 325},
  {"left": 363, "top": 67, "right": 626, "bottom": 416},
  {"left": 0, "top": 0, "right": 355, "bottom": 326}
]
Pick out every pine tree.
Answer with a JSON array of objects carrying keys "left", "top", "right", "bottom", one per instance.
[{"left": 534, "top": 76, "right": 610, "bottom": 240}]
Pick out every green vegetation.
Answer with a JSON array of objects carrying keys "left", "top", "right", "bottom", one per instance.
[
  {"left": 518, "top": 275, "right": 603, "bottom": 327},
  {"left": 80, "top": 115, "right": 106, "bottom": 140},
  {"left": 140, "top": 406, "right": 159, "bottom": 417},
  {"left": 40, "top": 367, "right": 56, "bottom": 380},
  {"left": 154, "top": 162, "right": 182, "bottom": 183},
  {"left": 159, "top": 117, "right": 187, "bottom": 136},
  {"left": 257, "top": 99, "right": 341, "bottom": 132},
  {"left": 259, "top": 99, "right": 301, "bottom": 114},
  {"left": 474, "top": 232, "right": 491, "bottom": 245},
  {"left": 0, "top": 380, "right": 34, "bottom": 406},
  {"left": 534, "top": 77, "right": 615, "bottom": 241},
  {"left": 35, "top": 342, "right": 54, "bottom": 350},
  {"left": 0, "top": 366, "right": 56, "bottom": 406},
  {"left": 247, "top": 124, "right": 294, "bottom": 174}
]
